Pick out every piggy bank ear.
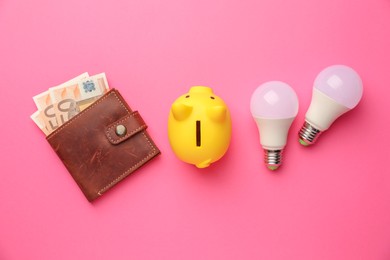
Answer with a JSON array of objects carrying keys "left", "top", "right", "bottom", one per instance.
[
  {"left": 207, "top": 106, "right": 226, "bottom": 122},
  {"left": 171, "top": 102, "right": 193, "bottom": 121}
]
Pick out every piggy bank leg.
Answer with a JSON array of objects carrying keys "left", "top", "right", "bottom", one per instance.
[{"left": 196, "top": 159, "right": 212, "bottom": 168}]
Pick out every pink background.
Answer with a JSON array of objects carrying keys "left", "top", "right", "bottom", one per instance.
[{"left": 1, "top": 0, "right": 390, "bottom": 259}]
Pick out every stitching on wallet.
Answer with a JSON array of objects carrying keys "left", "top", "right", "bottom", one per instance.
[
  {"left": 113, "top": 92, "right": 129, "bottom": 114},
  {"left": 97, "top": 132, "right": 157, "bottom": 195},
  {"left": 47, "top": 91, "right": 121, "bottom": 140}
]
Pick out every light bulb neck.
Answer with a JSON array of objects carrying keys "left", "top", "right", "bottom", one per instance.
[
  {"left": 264, "top": 149, "right": 283, "bottom": 170},
  {"left": 298, "top": 121, "right": 322, "bottom": 146}
]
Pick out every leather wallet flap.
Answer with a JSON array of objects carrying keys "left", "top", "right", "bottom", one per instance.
[{"left": 105, "top": 111, "right": 147, "bottom": 145}]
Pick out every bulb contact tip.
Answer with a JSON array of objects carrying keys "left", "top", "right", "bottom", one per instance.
[
  {"left": 298, "top": 121, "right": 321, "bottom": 146},
  {"left": 267, "top": 165, "right": 279, "bottom": 171},
  {"left": 264, "top": 149, "right": 282, "bottom": 171},
  {"left": 298, "top": 138, "right": 310, "bottom": 146}
]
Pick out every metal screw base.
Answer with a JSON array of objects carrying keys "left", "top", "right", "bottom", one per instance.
[
  {"left": 298, "top": 121, "right": 322, "bottom": 146},
  {"left": 264, "top": 149, "right": 283, "bottom": 171}
]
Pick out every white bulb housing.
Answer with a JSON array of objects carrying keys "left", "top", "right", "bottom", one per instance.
[
  {"left": 250, "top": 81, "right": 299, "bottom": 170},
  {"left": 299, "top": 65, "right": 363, "bottom": 146}
]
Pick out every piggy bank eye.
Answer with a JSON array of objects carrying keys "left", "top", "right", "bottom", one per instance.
[
  {"left": 185, "top": 95, "right": 190, "bottom": 98},
  {"left": 210, "top": 96, "right": 215, "bottom": 100}
]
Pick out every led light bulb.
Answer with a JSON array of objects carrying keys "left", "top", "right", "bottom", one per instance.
[
  {"left": 299, "top": 65, "right": 363, "bottom": 146},
  {"left": 250, "top": 81, "right": 299, "bottom": 170}
]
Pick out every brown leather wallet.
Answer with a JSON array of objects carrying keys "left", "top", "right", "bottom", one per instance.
[{"left": 46, "top": 89, "right": 160, "bottom": 201}]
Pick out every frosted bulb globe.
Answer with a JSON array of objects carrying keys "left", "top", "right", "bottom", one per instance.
[
  {"left": 299, "top": 65, "right": 363, "bottom": 146},
  {"left": 250, "top": 81, "right": 299, "bottom": 170}
]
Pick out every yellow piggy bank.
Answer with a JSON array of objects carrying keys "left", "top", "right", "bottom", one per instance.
[{"left": 168, "top": 86, "right": 232, "bottom": 168}]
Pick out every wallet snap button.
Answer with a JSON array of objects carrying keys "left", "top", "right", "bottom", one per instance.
[{"left": 115, "top": 124, "right": 127, "bottom": 136}]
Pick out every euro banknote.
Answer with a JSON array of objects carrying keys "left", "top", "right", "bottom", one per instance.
[
  {"left": 32, "top": 73, "right": 89, "bottom": 134},
  {"left": 31, "top": 72, "right": 110, "bottom": 135},
  {"left": 49, "top": 73, "right": 109, "bottom": 127}
]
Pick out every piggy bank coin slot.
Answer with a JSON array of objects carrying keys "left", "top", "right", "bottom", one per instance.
[{"left": 196, "top": 120, "right": 201, "bottom": 147}]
